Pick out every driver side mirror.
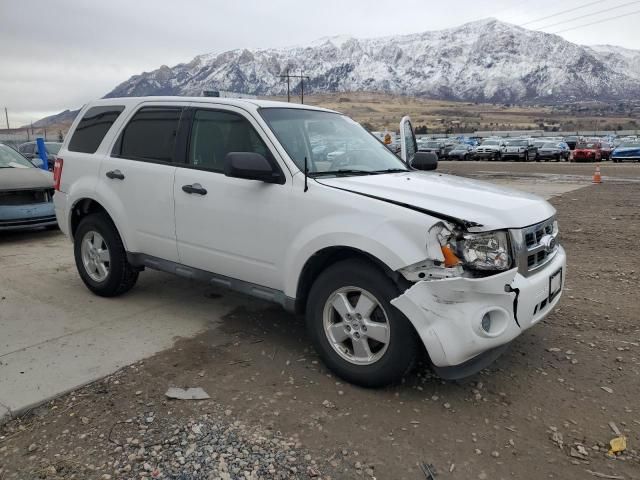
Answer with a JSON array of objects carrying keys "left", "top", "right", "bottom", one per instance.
[
  {"left": 411, "top": 152, "right": 438, "bottom": 171},
  {"left": 224, "top": 152, "right": 284, "bottom": 184}
]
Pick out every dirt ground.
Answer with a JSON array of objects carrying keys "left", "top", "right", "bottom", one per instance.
[{"left": 1, "top": 163, "right": 639, "bottom": 480}]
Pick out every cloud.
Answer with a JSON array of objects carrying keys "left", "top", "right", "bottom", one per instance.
[{"left": 1, "top": 0, "right": 638, "bottom": 125}]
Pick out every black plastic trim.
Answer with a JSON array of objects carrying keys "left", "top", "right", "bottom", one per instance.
[
  {"left": 430, "top": 342, "right": 511, "bottom": 380},
  {"left": 126, "top": 252, "right": 295, "bottom": 312}
]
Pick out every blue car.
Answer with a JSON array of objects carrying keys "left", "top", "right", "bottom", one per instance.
[
  {"left": 0, "top": 143, "right": 57, "bottom": 230},
  {"left": 611, "top": 142, "right": 640, "bottom": 163}
]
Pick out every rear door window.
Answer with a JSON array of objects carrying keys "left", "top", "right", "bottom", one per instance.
[
  {"left": 68, "top": 106, "right": 125, "bottom": 153},
  {"left": 113, "top": 106, "right": 183, "bottom": 163},
  {"left": 188, "top": 109, "right": 273, "bottom": 172}
]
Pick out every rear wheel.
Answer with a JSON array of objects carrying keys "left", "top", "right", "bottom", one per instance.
[
  {"left": 306, "top": 259, "right": 419, "bottom": 388},
  {"left": 74, "top": 213, "right": 139, "bottom": 297}
]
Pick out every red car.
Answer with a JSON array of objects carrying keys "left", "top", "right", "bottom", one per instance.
[
  {"left": 572, "top": 142, "right": 602, "bottom": 162},
  {"left": 599, "top": 141, "right": 612, "bottom": 160}
]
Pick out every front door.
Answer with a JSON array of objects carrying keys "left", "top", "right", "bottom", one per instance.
[{"left": 174, "top": 106, "right": 290, "bottom": 290}]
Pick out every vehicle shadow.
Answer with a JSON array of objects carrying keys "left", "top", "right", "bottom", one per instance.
[{"left": 0, "top": 227, "right": 62, "bottom": 246}]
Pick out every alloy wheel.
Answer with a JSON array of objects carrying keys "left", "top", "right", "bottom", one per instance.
[
  {"left": 80, "top": 230, "right": 111, "bottom": 282},
  {"left": 322, "top": 286, "right": 391, "bottom": 366}
]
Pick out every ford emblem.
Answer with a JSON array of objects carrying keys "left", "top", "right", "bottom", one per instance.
[{"left": 540, "top": 234, "right": 556, "bottom": 253}]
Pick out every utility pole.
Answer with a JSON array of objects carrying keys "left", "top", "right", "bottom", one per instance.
[
  {"left": 279, "top": 69, "right": 310, "bottom": 104},
  {"left": 4, "top": 107, "right": 9, "bottom": 130},
  {"left": 279, "top": 69, "right": 291, "bottom": 103}
]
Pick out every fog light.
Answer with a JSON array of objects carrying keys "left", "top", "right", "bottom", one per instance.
[{"left": 481, "top": 313, "right": 492, "bottom": 333}]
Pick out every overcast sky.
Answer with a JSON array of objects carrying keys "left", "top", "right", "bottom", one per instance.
[{"left": 1, "top": 0, "right": 638, "bottom": 126}]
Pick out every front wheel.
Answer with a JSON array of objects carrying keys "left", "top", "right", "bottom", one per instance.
[
  {"left": 306, "top": 259, "right": 419, "bottom": 388},
  {"left": 74, "top": 213, "right": 139, "bottom": 297}
]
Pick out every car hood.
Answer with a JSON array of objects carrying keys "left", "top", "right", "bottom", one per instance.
[
  {"left": 614, "top": 147, "right": 640, "bottom": 153},
  {"left": 0, "top": 167, "right": 53, "bottom": 190},
  {"left": 316, "top": 171, "right": 555, "bottom": 231}
]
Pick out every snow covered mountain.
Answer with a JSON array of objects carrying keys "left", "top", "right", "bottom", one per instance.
[{"left": 102, "top": 18, "right": 639, "bottom": 103}]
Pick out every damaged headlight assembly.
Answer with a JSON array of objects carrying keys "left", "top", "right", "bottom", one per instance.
[
  {"left": 399, "top": 223, "right": 513, "bottom": 282},
  {"left": 449, "top": 230, "right": 512, "bottom": 271}
]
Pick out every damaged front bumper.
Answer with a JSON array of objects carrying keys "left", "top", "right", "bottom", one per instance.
[{"left": 391, "top": 246, "right": 566, "bottom": 375}]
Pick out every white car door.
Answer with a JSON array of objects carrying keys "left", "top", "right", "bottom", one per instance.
[
  {"left": 173, "top": 105, "right": 291, "bottom": 290},
  {"left": 98, "top": 103, "right": 188, "bottom": 262}
]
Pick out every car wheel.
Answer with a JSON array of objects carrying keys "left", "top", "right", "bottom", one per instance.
[
  {"left": 523, "top": 152, "right": 529, "bottom": 162},
  {"left": 493, "top": 152, "right": 500, "bottom": 161},
  {"left": 74, "top": 213, "right": 139, "bottom": 297},
  {"left": 463, "top": 154, "right": 468, "bottom": 161},
  {"left": 306, "top": 259, "right": 419, "bottom": 388}
]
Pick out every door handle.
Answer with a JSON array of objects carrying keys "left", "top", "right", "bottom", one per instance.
[
  {"left": 106, "top": 169, "right": 125, "bottom": 180},
  {"left": 182, "top": 183, "right": 207, "bottom": 195}
]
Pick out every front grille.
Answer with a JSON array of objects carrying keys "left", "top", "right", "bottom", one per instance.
[
  {"left": 0, "top": 189, "right": 54, "bottom": 206},
  {"left": 511, "top": 217, "right": 559, "bottom": 277}
]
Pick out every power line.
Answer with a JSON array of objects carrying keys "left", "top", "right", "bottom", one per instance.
[
  {"left": 551, "top": 7, "right": 640, "bottom": 32},
  {"left": 519, "top": 0, "right": 605, "bottom": 26},
  {"left": 536, "top": 0, "right": 640, "bottom": 29}
]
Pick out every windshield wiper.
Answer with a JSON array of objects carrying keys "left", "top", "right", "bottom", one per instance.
[
  {"left": 311, "top": 169, "right": 379, "bottom": 177},
  {"left": 370, "top": 168, "right": 409, "bottom": 174}
]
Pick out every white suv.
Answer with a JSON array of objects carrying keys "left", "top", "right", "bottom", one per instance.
[{"left": 53, "top": 97, "right": 566, "bottom": 387}]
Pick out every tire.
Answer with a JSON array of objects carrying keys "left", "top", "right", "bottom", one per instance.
[
  {"left": 493, "top": 152, "right": 501, "bottom": 161},
  {"left": 74, "top": 212, "right": 139, "bottom": 297},
  {"left": 463, "top": 154, "right": 469, "bottom": 161},
  {"left": 523, "top": 152, "right": 529, "bottom": 162},
  {"left": 306, "top": 259, "right": 419, "bottom": 388}
]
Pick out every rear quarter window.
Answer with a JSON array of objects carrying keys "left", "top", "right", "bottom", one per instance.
[{"left": 68, "top": 106, "right": 125, "bottom": 154}]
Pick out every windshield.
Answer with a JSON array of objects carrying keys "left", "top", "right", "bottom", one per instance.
[
  {"left": 506, "top": 140, "right": 527, "bottom": 146},
  {"left": 0, "top": 144, "right": 34, "bottom": 168},
  {"left": 577, "top": 143, "right": 598, "bottom": 149},
  {"left": 620, "top": 142, "right": 640, "bottom": 148},
  {"left": 542, "top": 143, "right": 558, "bottom": 148},
  {"left": 482, "top": 140, "right": 499, "bottom": 145},
  {"left": 424, "top": 141, "right": 440, "bottom": 148},
  {"left": 452, "top": 144, "right": 468, "bottom": 149},
  {"left": 260, "top": 108, "right": 408, "bottom": 176},
  {"left": 45, "top": 142, "right": 62, "bottom": 155}
]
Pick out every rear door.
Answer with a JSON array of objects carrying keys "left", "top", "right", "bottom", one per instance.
[
  {"left": 98, "top": 103, "right": 188, "bottom": 262},
  {"left": 173, "top": 105, "right": 290, "bottom": 290}
]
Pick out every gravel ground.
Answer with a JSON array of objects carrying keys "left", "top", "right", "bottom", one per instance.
[{"left": 1, "top": 162, "right": 639, "bottom": 480}]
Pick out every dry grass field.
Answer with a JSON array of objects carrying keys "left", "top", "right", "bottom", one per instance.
[{"left": 267, "top": 92, "right": 639, "bottom": 133}]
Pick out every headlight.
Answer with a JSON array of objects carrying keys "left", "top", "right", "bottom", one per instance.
[{"left": 449, "top": 230, "right": 512, "bottom": 271}]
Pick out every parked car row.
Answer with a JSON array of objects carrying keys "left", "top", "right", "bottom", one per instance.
[
  {"left": 17, "top": 141, "right": 63, "bottom": 170},
  {"left": 415, "top": 134, "right": 639, "bottom": 162}
]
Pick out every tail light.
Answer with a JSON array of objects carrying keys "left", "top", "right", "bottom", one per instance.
[{"left": 53, "top": 157, "right": 63, "bottom": 191}]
